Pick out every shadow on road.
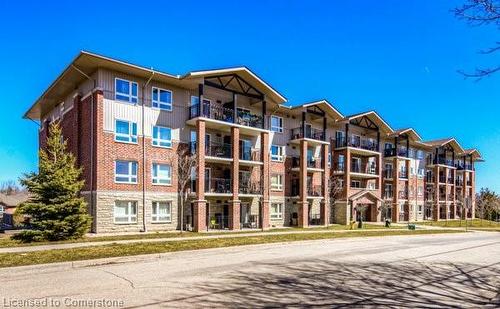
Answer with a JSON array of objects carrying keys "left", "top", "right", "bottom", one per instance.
[{"left": 129, "top": 259, "right": 500, "bottom": 308}]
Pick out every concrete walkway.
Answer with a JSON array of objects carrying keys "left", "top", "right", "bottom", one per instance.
[{"left": 0, "top": 227, "right": 439, "bottom": 254}]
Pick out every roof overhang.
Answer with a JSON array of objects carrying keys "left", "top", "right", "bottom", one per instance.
[
  {"left": 389, "top": 128, "right": 422, "bottom": 142},
  {"left": 349, "top": 190, "right": 383, "bottom": 203},
  {"left": 288, "top": 100, "right": 344, "bottom": 121},
  {"left": 341, "top": 110, "right": 393, "bottom": 134},
  {"left": 460, "top": 148, "right": 483, "bottom": 161},
  {"left": 423, "top": 138, "right": 465, "bottom": 153}
]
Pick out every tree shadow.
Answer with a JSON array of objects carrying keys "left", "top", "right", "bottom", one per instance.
[{"left": 127, "top": 258, "right": 500, "bottom": 308}]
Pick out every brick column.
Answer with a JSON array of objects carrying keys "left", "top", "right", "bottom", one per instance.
[
  {"left": 462, "top": 171, "right": 467, "bottom": 219},
  {"left": 345, "top": 148, "right": 351, "bottom": 223},
  {"left": 433, "top": 166, "right": 440, "bottom": 221},
  {"left": 261, "top": 132, "right": 270, "bottom": 230},
  {"left": 452, "top": 169, "right": 457, "bottom": 219},
  {"left": 193, "top": 120, "right": 207, "bottom": 232},
  {"left": 320, "top": 144, "right": 329, "bottom": 226},
  {"left": 298, "top": 139, "right": 309, "bottom": 227},
  {"left": 229, "top": 127, "right": 240, "bottom": 230},
  {"left": 445, "top": 167, "right": 450, "bottom": 219},
  {"left": 392, "top": 158, "right": 399, "bottom": 222},
  {"left": 471, "top": 171, "right": 476, "bottom": 219}
]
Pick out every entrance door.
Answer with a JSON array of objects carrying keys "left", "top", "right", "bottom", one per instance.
[
  {"left": 223, "top": 205, "right": 229, "bottom": 229},
  {"left": 240, "top": 203, "right": 250, "bottom": 228}
]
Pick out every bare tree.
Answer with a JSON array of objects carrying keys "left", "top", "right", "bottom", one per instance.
[
  {"left": 166, "top": 144, "right": 198, "bottom": 233},
  {"left": 354, "top": 204, "right": 368, "bottom": 228},
  {"left": 454, "top": 0, "right": 500, "bottom": 80},
  {"left": 0, "top": 180, "right": 24, "bottom": 195},
  {"left": 328, "top": 175, "right": 343, "bottom": 224},
  {"left": 379, "top": 200, "right": 392, "bottom": 224}
]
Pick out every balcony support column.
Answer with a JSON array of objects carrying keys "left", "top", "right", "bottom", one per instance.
[
  {"left": 433, "top": 165, "right": 440, "bottom": 221},
  {"left": 261, "top": 99, "right": 267, "bottom": 129},
  {"left": 229, "top": 126, "right": 240, "bottom": 230},
  {"left": 298, "top": 139, "right": 309, "bottom": 227},
  {"left": 302, "top": 111, "right": 306, "bottom": 138},
  {"left": 471, "top": 171, "right": 476, "bottom": 219},
  {"left": 198, "top": 84, "right": 204, "bottom": 117},
  {"left": 320, "top": 144, "right": 329, "bottom": 226},
  {"left": 392, "top": 158, "right": 399, "bottom": 222},
  {"left": 193, "top": 119, "right": 207, "bottom": 232},
  {"left": 261, "top": 132, "right": 270, "bottom": 230},
  {"left": 345, "top": 123, "right": 349, "bottom": 147}
]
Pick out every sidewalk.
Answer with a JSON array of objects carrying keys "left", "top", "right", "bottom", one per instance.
[{"left": 0, "top": 227, "right": 420, "bottom": 254}]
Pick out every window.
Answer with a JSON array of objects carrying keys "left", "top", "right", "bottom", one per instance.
[
  {"left": 271, "top": 145, "right": 284, "bottom": 161},
  {"left": 0, "top": 205, "right": 4, "bottom": 214},
  {"left": 115, "top": 120, "right": 137, "bottom": 143},
  {"left": 270, "top": 116, "right": 283, "bottom": 133},
  {"left": 115, "top": 161, "right": 138, "bottom": 183},
  {"left": 152, "top": 163, "right": 172, "bottom": 185},
  {"left": 114, "top": 201, "right": 137, "bottom": 224},
  {"left": 152, "top": 87, "right": 172, "bottom": 111},
  {"left": 417, "top": 150, "right": 424, "bottom": 160},
  {"left": 385, "top": 184, "right": 393, "bottom": 198},
  {"left": 384, "top": 143, "right": 393, "bottom": 150},
  {"left": 271, "top": 174, "right": 283, "bottom": 190},
  {"left": 408, "top": 148, "right": 416, "bottom": 158},
  {"left": 270, "top": 203, "right": 283, "bottom": 220},
  {"left": 191, "top": 95, "right": 199, "bottom": 106},
  {"left": 351, "top": 180, "right": 361, "bottom": 188},
  {"left": 115, "top": 78, "right": 138, "bottom": 103},
  {"left": 418, "top": 186, "right": 424, "bottom": 197},
  {"left": 152, "top": 126, "right": 172, "bottom": 148},
  {"left": 152, "top": 201, "right": 172, "bottom": 223},
  {"left": 367, "top": 182, "right": 376, "bottom": 190}
]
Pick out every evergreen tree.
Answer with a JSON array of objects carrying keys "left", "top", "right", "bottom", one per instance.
[{"left": 14, "top": 122, "right": 91, "bottom": 242}]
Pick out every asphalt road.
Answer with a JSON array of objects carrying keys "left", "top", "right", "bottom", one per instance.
[{"left": 0, "top": 232, "right": 499, "bottom": 308}]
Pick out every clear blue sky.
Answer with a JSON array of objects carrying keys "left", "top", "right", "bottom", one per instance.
[{"left": 0, "top": 0, "right": 498, "bottom": 192}]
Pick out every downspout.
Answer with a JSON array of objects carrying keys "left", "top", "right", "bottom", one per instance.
[
  {"left": 71, "top": 65, "right": 97, "bottom": 232},
  {"left": 141, "top": 71, "right": 155, "bottom": 232}
]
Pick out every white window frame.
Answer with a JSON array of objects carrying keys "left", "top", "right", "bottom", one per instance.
[
  {"left": 351, "top": 180, "right": 361, "bottom": 188},
  {"left": 271, "top": 145, "right": 284, "bottom": 162},
  {"left": 367, "top": 182, "right": 376, "bottom": 190},
  {"left": 152, "top": 163, "right": 172, "bottom": 185},
  {"left": 114, "top": 119, "right": 138, "bottom": 144},
  {"left": 271, "top": 174, "right": 283, "bottom": 191},
  {"left": 115, "top": 78, "right": 138, "bottom": 104},
  {"left": 152, "top": 201, "right": 172, "bottom": 223},
  {"left": 114, "top": 201, "right": 137, "bottom": 224},
  {"left": 270, "top": 116, "right": 283, "bottom": 133},
  {"left": 152, "top": 87, "right": 173, "bottom": 111},
  {"left": 0, "top": 205, "right": 4, "bottom": 214},
  {"left": 270, "top": 203, "right": 283, "bottom": 220},
  {"left": 115, "top": 160, "right": 138, "bottom": 184},
  {"left": 152, "top": 125, "right": 172, "bottom": 148}
]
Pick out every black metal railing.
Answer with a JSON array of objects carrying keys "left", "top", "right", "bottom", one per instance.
[
  {"left": 307, "top": 185, "right": 323, "bottom": 197},
  {"left": 333, "top": 162, "right": 345, "bottom": 173},
  {"left": 384, "top": 169, "right": 393, "bottom": 179},
  {"left": 291, "top": 157, "right": 322, "bottom": 169},
  {"left": 206, "top": 142, "right": 232, "bottom": 158},
  {"left": 447, "top": 177, "right": 454, "bottom": 185},
  {"left": 384, "top": 190, "right": 394, "bottom": 199},
  {"left": 205, "top": 178, "right": 232, "bottom": 194},
  {"left": 384, "top": 147, "right": 408, "bottom": 157},
  {"left": 351, "top": 162, "right": 377, "bottom": 174},
  {"left": 455, "top": 163, "right": 474, "bottom": 171},
  {"left": 188, "top": 102, "right": 264, "bottom": 128},
  {"left": 337, "top": 136, "right": 378, "bottom": 151},
  {"left": 235, "top": 109, "right": 264, "bottom": 128},
  {"left": 399, "top": 170, "right": 408, "bottom": 179},
  {"left": 240, "top": 145, "right": 261, "bottom": 161},
  {"left": 431, "top": 156, "right": 455, "bottom": 167},
  {"left": 439, "top": 175, "right": 446, "bottom": 183},
  {"left": 399, "top": 190, "right": 408, "bottom": 199},
  {"left": 239, "top": 183, "right": 262, "bottom": 195},
  {"left": 290, "top": 127, "right": 325, "bottom": 141}
]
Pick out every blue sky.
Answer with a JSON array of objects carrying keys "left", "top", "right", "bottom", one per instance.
[{"left": 0, "top": 0, "right": 498, "bottom": 192}]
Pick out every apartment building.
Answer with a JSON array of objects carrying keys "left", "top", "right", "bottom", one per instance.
[{"left": 24, "top": 51, "right": 482, "bottom": 233}]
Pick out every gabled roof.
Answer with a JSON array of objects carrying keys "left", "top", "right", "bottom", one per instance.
[
  {"left": 460, "top": 148, "right": 483, "bottom": 161},
  {"left": 24, "top": 51, "right": 287, "bottom": 120},
  {"left": 0, "top": 192, "right": 29, "bottom": 207},
  {"left": 288, "top": 99, "right": 344, "bottom": 121},
  {"left": 349, "top": 190, "right": 383, "bottom": 202},
  {"left": 389, "top": 128, "right": 422, "bottom": 141},
  {"left": 342, "top": 110, "right": 393, "bottom": 134},
  {"left": 422, "top": 138, "right": 464, "bottom": 153}
]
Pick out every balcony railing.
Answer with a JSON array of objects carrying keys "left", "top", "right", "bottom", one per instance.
[
  {"left": 206, "top": 142, "right": 232, "bottom": 158},
  {"left": 426, "top": 175, "right": 435, "bottom": 183},
  {"left": 384, "top": 169, "right": 393, "bottom": 179},
  {"left": 447, "top": 194, "right": 454, "bottom": 201},
  {"left": 447, "top": 177, "right": 454, "bottom": 185},
  {"left": 384, "top": 147, "right": 408, "bottom": 157},
  {"left": 466, "top": 180, "right": 472, "bottom": 186},
  {"left": 351, "top": 162, "right": 377, "bottom": 174},
  {"left": 398, "top": 190, "right": 408, "bottom": 199},
  {"left": 439, "top": 193, "right": 446, "bottom": 200},
  {"left": 399, "top": 170, "right": 408, "bottom": 179},
  {"left": 205, "top": 178, "right": 232, "bottom": 194},
  {"left": 307, "top": 185, "right": 323, "bottom": 197},
  {"left": 291, "top": 127, "right": 325, "bottom": 141},
  {"left": 240, "top": 145, "right": 261, "bottom": 161},
  {"left": 292, "top": 157, "right": 322, "bottom": 169},
  {"left": 384, "top": 191, "right": 394, "bottom": 199},
  {"left": 333, "top": 136, "right": 378, "bottom": 151},
  {"left": 239, "top": 182, "right": 262, "bottom": 195},
  {"left": 333, "top": 162, "right": 345, "bottom": 173},
  {"left": 188, "top": 102, "right": 263, "bottom": 128},
  {"left": 455, "top": 163, "right": 474, "bottom": 171},
  {"left": 430, "top": 157, "right": 455, "bottom": 167}
]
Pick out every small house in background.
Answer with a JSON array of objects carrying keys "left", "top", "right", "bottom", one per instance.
[{"left": 0, "top": 192, "right": 29, "bottom": 228}]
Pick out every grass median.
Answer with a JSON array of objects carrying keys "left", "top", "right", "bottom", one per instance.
[
  {"left": 0, "top": 229, "right": 462, "bottom": 268},
  {"left": 0, "top": 223, "right": 399, "bottom": 248},
  {"left": 413, "top": 219, "right": 500, "bottom": 230}
]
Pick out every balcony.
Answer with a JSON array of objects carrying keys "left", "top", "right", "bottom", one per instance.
[
  {"left": 384, "top": 190, "right": 394, "bottom": 199},
  {"left": 206, "top": 142, "right": 232, "bottom": 158},
  {"left": 466, "top": 180, "right": 472, "bottom": 186},
  {"left": 291, "top": 157, "right": 323, "bottom": 170},
  {"left": 447, "top": 177, "right": 454, "bottom": 185},
  {"left": 398, "top": 190, "right": 408, "bottom": 199},
  {"left": 307, "top": 185, "right": 323, "bottom": 197},
  {"left": 239, "top": 145, "right": 261, "bottom": 164},
  {"left": 456, "top": 163, "right": 474, "bottom": 171},
  {"left": 333, "top": 136, "right": 379, "bottom": 152},
  {"left": 439, "top": 193, "right": 446, "bottom": 200},
  {"left": 429, "top": 157, "right": 455, "bottom": 167},
  {"left": 399, "top": 170, "right": 408, "bottom": 179},
  {"left": 239, "top": 182, "right": 262, "bottom": 195},
  {"left": 290, "top": 127, "right": 325, "bottom": 142},
  {"left": 447, "top": 194, "right": 454, "bottom": 201},
  {"left": 384, "top": 169, "right": 393, "bottom": 179},
  {"left": 426, "top": 175, "right": 435, "bottom": 183},
  {"left": 333, "top": 162, "right": 345, "bottom": 173},
  {"left": 205, "top": 178, "right": 232, "bottom": 195},
  {"left": 384, "top": 147, "right": 408, "bottom": 158},
  {"left": 351, "top": 162, "right": 377, "bottom": 175},
  {"left": 187, "top": 102, "right": 265, "bottom": 134}
]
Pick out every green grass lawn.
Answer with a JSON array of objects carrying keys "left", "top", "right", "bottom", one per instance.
[
  {"left": 0, "top": 223, "right": 395, "bottom": 248},
  {"left": 0, "top": 229, "right": 462, "bottom": 268},
  {"left": 413, "top": 219, "right": 500, "bottom": 229}
]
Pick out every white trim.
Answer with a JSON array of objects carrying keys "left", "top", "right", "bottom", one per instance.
[
  {"left": 151, "top": 86, "right": 173, "bottom": 111},
  {"left": 114, "top": 160, "right": 138, "bottom": 184},
  {"left": 115, "top": 77, "right": 138, "bottom": 104},
  {"left": 270, "top": 202, "right": 283, "bottom": 220},
  {"left": 151, "top": 201, "right": 172, "bottom": 223},
  {"left": 115, "top": 118, "right": 138, "bottom": 144},
  {"left": 152, "top": 125, "right": 172, "bottom": 148},
  {"left": 270, "top": 115, "right": 283, "bottom": 133},
  {"left": 114, "top": 201, "right": 138, "bottom": 224},
  {"left": 271, "top": 174, "right": 283, "bottom": 191},
  {"left": 152, "top": 163, "right": 172, "bottom": 185}
]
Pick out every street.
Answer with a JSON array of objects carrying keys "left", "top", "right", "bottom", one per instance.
[{"left": 0, "top": 232, "right": 499, "bottom": 308}]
